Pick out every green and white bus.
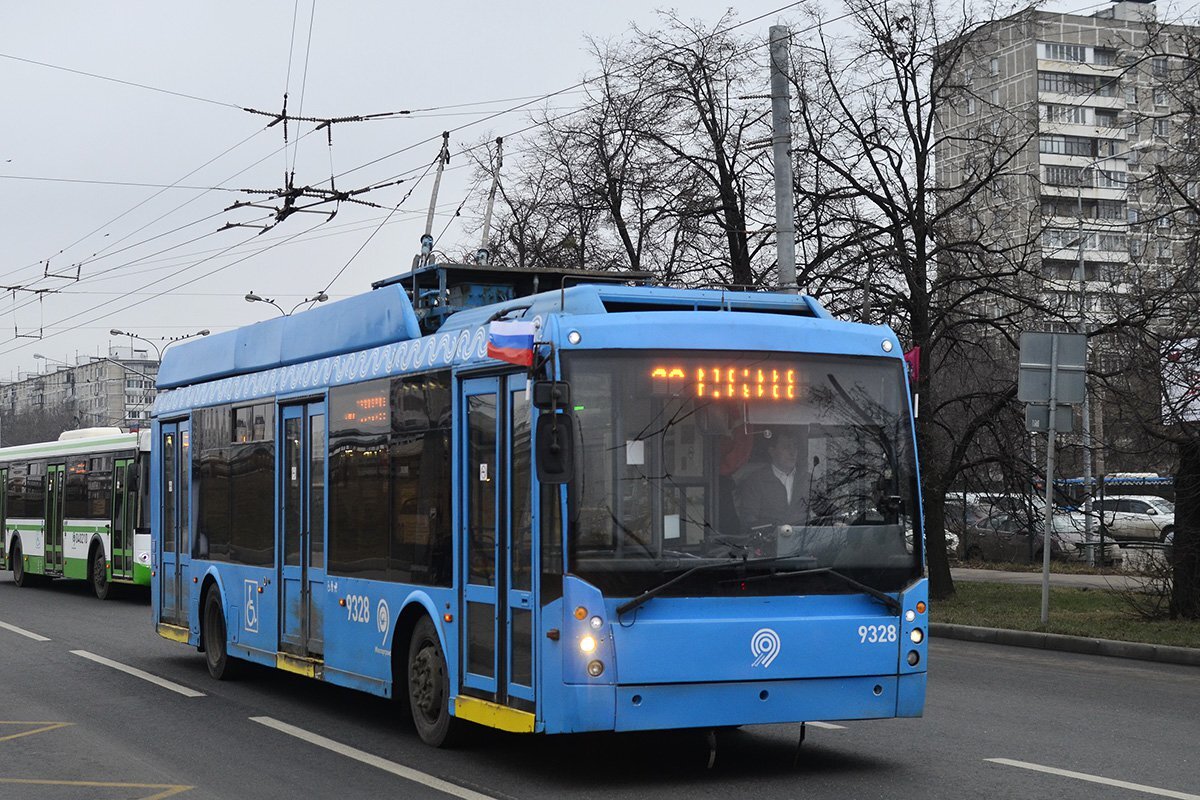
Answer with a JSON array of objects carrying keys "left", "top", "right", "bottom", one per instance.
[{"left": 1, "top": 427, "right": 151, "bottom": 599}]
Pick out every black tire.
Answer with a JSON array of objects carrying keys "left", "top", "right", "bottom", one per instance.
[
  {"left": 407, "top": 616, "right": 463, "bottom": 747},
  {"left": 1160, "top": 526, "right": 1174, "bottom": 544},
  {"left": 90, "top": 544, "right": 110, "bottom": 601},
  {"left": 965, "top": 546, "right": 983, "bottom": 562},
  {"left": 11, "top": 540, "right": 31, "bottom": 587},
  {"left": 202, "top": 587, "right": 241, "bottom": 680}
]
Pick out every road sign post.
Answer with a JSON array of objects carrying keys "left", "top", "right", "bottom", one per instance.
[{"left": 1018, "top": 332, "right": 1087, "bottom": 625}]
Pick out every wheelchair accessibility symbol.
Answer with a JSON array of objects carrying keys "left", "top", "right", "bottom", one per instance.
[{"left": 244, "top": 579, "right": 259, "bottom": 634}]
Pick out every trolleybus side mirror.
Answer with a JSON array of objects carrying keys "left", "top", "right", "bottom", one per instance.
[
  {"left": 532, "top": 380, "right": 570, "bottom": 410},
  {"left": 536, "top": 413, "right": 574, "bottom": 484}
]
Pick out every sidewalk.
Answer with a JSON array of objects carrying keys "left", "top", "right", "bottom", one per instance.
[
  {"left": 951, "top": 567, "right": 1144, "bottom": 591},
  {"left": 940, "top": 567, "right": 1199, "bottom": 667}
]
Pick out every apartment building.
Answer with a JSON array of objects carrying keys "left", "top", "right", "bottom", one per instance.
[
  {"left": 935, "top": 0, "right": 1196, "bottom": 321},
  {"left": 0, "top": 347, "right": 159, "bottom": 437}
]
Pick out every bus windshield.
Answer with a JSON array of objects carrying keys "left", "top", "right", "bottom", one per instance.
[{"left": 563, "top": 351, "right": 921, "bottom": 598}]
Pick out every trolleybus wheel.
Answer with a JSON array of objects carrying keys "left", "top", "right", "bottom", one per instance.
[
  {"left": 90, "top": 544, "right": 110, "bottom": 601},
  {"left": 202, "top": 587, "right": 241, "bottom": 680},
  {"left": 11, "top": 540, "right": 32, "bottom": 588},
  {"left": 407, "top": 616, "right": 463, "bottom": 747}
]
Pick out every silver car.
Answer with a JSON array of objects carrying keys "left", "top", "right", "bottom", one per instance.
[{"left": 1091, "top": 495, "right": 1175, "bottom": 543}]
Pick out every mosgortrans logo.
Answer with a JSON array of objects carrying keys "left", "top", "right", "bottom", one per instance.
[{"left": 751, "top": 627, "right": 781, "bottom": 668}]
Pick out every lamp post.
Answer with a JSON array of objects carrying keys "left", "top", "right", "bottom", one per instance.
[
  {"left": 109, "top": 328, "right": 209, "bottom": 361},
  {"left": 1072, "top": 139, "right": 1152, "bottom": 563},
  {"left": 245, "top": 290, "right": 329, "bottom": 317}
]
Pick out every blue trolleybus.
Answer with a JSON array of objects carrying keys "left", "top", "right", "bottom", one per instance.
[{"left": 150, "top": 263, "right": 927, "bottom": 746}]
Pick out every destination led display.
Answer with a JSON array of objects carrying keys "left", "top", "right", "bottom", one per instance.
[{"left": 650, "top": 365, "right": 799, "bottom": 401}]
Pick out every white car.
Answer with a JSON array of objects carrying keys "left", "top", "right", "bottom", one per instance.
[
  {"left": 1050, "top": 514, "right": 1123, "bottom": 564},
  {"left": 1090, "top": 495, "right": 1175, "bottom": 543}
]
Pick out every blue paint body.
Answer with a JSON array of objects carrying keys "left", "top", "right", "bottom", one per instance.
[{"left": 151, "top": 273, "right": 927, "bottom": 737}]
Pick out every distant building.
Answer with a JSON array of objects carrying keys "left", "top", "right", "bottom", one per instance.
[
  {"left": 935, "top": 0, "right": 1197, "bottom": 322},
  {"left": 0, "top": 347, "right": 158, "bottom": 437}
]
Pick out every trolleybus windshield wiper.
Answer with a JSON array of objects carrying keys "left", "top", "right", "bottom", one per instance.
[
  {"left": 724, "top": 567, "right": 901, "bottom": 615},
  {"left": 615, "top": 554, "right": 812, "bottom": 617}
]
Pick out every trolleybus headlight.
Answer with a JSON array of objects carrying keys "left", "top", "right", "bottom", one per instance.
[
  {"left": 587, "top": 660, "right": 605, "bottom": 677},
  {"left": 907, "top": 650, "right": 920, "bottom": 666},
  {"left": 589, "top": 616, "right": 603, "bottom": 630},
  {"left": 579, "top": 635, "right": 597, "bottom": 654},
  {"left": 910, "top": 628, "right": 924, "bottom": 644},
  {"left": 568, "top": 330, "right": 582, "bottom": 345},
  {"left": 905, "top": 609, "right": 916, "bottom": 623}
]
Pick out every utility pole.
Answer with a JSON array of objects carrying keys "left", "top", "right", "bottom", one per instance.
[{"left": 769, "top": 25, "right": 796, "bottom": 294}]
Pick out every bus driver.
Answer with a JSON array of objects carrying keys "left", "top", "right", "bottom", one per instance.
[{"left": 736, "top": 429, "right": 816, "bottom": 531}]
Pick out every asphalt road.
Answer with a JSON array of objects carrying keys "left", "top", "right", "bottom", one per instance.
[{"left": 1, "top": 572, "right": 1197, "bottom": 800}]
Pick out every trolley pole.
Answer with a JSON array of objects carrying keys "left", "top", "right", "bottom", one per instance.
[{"left": 769, "top": 26, "right": 796, "bottom": 293}]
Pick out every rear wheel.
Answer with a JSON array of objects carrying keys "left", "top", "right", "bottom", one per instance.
[
  {"left": 407, "top": 616, "right": 463, "bottom": 747},
  {"left": 1160, "top": 526, "right": 1174, "bottom": 544},
  {"left": 90, "top": 544, "right": 110, "bottom": 600},
  {"left": 965, "top": 545, "right": 984, "bottom": 562},
  {"left": 202, "top": 588, "right": 240, "bottom": 680}
]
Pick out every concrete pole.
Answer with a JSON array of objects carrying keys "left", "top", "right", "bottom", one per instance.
[
  {"left": 770, "top": 26, "right": 797, "bottom": 293},
  {"left": 1077, "top": 183, "right": 1095, "bottom": 566}
]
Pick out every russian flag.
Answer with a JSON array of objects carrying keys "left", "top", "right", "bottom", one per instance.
[{"left": 487, "top": 320, "right": 536, "bottom": 367}]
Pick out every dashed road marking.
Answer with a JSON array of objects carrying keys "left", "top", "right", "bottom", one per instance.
[
  {"left": 71, "top": 650, "right": 205, "bottom": 698},
  {"left": 0, "top": 620, "right": 50, "bottom": 641},
  {"left": 251, "top": 716, "right": 498, "bottom": 800},
  {"left": 987, "top": 758, "right": 1200, "bottom": 799},
  {"left": 0, "top": 777, "right": 192, "bottom": 799},
  {"left": 0, "top": 721, "right": 73, "bottom": 743},
  {"left": 806, "top": 721, "right": 846, "bottom": 730}
]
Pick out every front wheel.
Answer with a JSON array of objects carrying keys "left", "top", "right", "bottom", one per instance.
[
  {"left": 202, "top": 588, "right": 241, "bottom": 680},
  {"left": 407, "top": 617, "right": 463, "bottom": 747},
  {"left": 90, "top": 545, "right": 110, "bottom": 600}
]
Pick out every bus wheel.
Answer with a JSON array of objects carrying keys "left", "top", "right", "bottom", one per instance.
[
  {"left": 11, "top": 541, "right": 27, "bottom": 587},
  {"left": 202, "top": 587, "right": 240, "bottom": 680},
  {"left": 407, "top": 616, "right": 462, "bottom": 747},
  {"left": 90, "top": 544, "right": 110, "bottom": 600}
]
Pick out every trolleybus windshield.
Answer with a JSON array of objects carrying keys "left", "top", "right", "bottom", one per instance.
[{"left": 563, "top": 351, "right": 921, "bottom": 598}]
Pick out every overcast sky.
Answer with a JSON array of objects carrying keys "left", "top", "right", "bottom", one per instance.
[{"left": 0, "top": 0, "right": 1181, "bottom": 381}]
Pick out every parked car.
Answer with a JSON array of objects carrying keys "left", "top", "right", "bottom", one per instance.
[
  {"left": 1091, "top": 495, "right": 1175, "bottom": 542},
  {"left": 959, "top": 511, "right": 1120, "bottom": 564}
]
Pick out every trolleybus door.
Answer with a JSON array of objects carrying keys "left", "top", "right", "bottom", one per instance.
[
  {"left": 279, "top": 403, "right": 326, "bottom": 658},
  {"left": 160, "top": 422, "right": 191, "bottom": 627},
  {"left": 110, "top": 458, "right": 135, "bottom": 581},
  {"left": 44, "top": 464, "right": 65, "bottom": 575},
  {"left": 462, "top": 375, "right": 535, "bottom": 705}
]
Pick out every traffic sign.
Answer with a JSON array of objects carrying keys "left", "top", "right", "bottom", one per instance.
[{"left": 1018, "top": 331, "right": 1087, "bottom": 404}]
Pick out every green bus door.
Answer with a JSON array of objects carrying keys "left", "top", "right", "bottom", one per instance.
[
  {"left": 110, "top": 458, "right": 136, "bottom": 581},
  {"left": 44, "top": 465, "right": 65, "bottom": 575}
]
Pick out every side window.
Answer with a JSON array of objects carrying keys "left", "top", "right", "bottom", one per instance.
[
  {"left": 1114, "top": 500, "right": 1133, "bottom": 513},
  {"left": 6, "top": 465, "right": 27, "bottom": 519},
  {"left": 87, "top": 456, "right": 113, "bottom": 518},
  {"left": 1130, "top": 500, "right": 1151, "bottom": 514},
  {"left": 329, "top": 379, "right": 391, "bottom": 580},
  {"left": 195, "top": 405, "right": 233, "bottom": 561}
]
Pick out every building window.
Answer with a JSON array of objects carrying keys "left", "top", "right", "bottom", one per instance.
[
  {"left": 1153, "top": 118, "right": 1170, "bottom": 139},
  {"left": 1092, "top": 109, "right": 1118, "bottom": 127},
  {"left": 1040, "top": 42, "right": 1086, "bottom": 63},
  {"left": 1124, "top": 84, "right": 1138, "bottom": 105},
  {"left": 1092, "top": 48, "right": 1117, "bottom": 66},
  {"left": 990, "top": 88, "right": 999, "bottom": 105},
  {"left": 1040, "top": 104, "right": 1089, "bottom": 124},
  {"left": 1151, "top": 57, "right": 1168, "bottom": 76},
  {"left": 1097, "top": 170, "right": 1127, "bottom": 189},
  {"left": 1096, "top": 200, "right": 1125, "bottom": 219},
  {"left": 989, "top": 57, "right": 999, "bottom": 76},
  {"left": 1039, "top": 134, "right": 1096, "bottom": 156},
  {"left": 1154, "top": 86, "right": 1168, "bottom": 106},
  {"left": 1156, "top": 214, "right": 1171, "bottom": 228},
  {"left": 1157, "top": 238, "right": 1173, "bottom": 258},
  {"left": 964, "top": 67, "right": 974, "bottom": 85},
  {"left": 1044, "top": 165, "right": 1088, "bottom": 187},
  {"left": 965, "top": 97, "right": 976, "bottom": 116}
]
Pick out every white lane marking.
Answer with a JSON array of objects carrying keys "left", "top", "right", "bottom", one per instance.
[
  {"left": 0, "top": 620, "right": 51, "bottom": 642},
  {"left": 70, "top": 650, "right": 205, "bottom": 698},
  {"left": 250, "top": 716, "right": 498, "bottom": 800},
  {"left": 806, "top": 721, "right": 846, "bottom": 730},
  {"left": 987, "top": 758, "right": 1200, "bottom": 800}
]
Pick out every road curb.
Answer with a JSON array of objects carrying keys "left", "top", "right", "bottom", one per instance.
[{"left": 931, "top": 623, "right": 1200, "bottom": 667}]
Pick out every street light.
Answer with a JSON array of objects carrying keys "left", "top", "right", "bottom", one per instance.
[
  {"left": 110, "top": 328, "right": 209, "bottom": 360},
  {"left": 1071, "top": 138, "right": 1152, "bottom": 564},
  {"left": 245, "top": 290, "right": 329, "bottom": 316}
]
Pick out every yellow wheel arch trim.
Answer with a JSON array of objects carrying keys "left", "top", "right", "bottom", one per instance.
[{"left": 453, "top": 696, "right": 536, "bottom": 733}]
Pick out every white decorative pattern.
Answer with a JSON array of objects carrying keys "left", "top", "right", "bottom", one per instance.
[{"left": 153, "top": 325, "right": 496, "bottom": 416}]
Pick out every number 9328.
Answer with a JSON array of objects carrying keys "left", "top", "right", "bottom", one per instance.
[{"left": 858, "top": 624, "right": 897, "bottom": 644}]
